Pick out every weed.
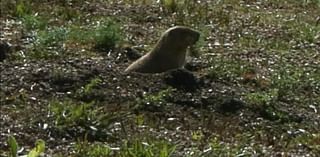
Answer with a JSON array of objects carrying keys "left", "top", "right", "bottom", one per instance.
[
  {"left": 7, "top": 135, "right": 18, "bottom": 157},
  {"left": 292, "top": 133, "right": 320, "bottom": 153},
  {"left": 83, "top": 77, "right": 102, "bottom": 95},
  {"left": 7, "top": 135, "right": 45, "bottom": 157},
  {"left": 142, "top": 88, "right": 173, "bottom": 104},
  {"left": 244, "top": 89, "right": 302, "bottom": 122},
  {"left": 15, "top": 0, "right": 32, "bottom": 17},
  {"left": 68, "top": 25, "right": 89, "bottom": 44},
  {"left": 68, "top": 18, "right": 123, "bottom": 52},
  {"left": 50, "top": 100, "right": 94, "bottom": 128},
  {"left": 135, "top": 88, "right": 173, "bottom": 112},
  {"left": 303, "top": 0, "right": 320, "bottom": 7},
  {"left": 28, "top": 139, "right": 46, "bottom": 157},
  {"left": 270, "top": 60, "right": 307, "bottom": 98},
  {"left": 191, "top": 130, "right": 204, "bottom": 141},
  {"left": 22, "top": 14, "right": 47, "bottom": 31},
  {"left": 49, "top": 100, "right": 120, "bottom": 140},
  {"left": 244, "top": 89, "right": 278, "bottom": 107},
  {"left": 208, "top": 135, "right": 257, "bottom": 156},
  {"left": 75, "top": 77, "right": 105, "bottom": 102},
  {"left": 76, "top": 77, "right": 102, "bottom": 96},
  {"left": 289, "top": 23, "right": 320, "bottom": 43},
  {"left": 37, "top": 27, "right": 68, "bottom": 47},
  {"left": 161, "top": 0, "right": 177, "bottom": 13},
  {"left": 135, "top": 114, "right": 145, "bottom": 126},
  {"left": 120, "top": 138, "right": 176, "bottom": 157},
  {"left": 93, "top": 19, "right": 123, "bottom": 51},
  {"left": 27, "top": 27, "right": 68, "bottom": 59},
  {"left": 208, "top": 57, "right": 254, "bottom": 82},
  {"left": 209, "top": 137, "right": 238, "bottom": 156},
  {"left": 75, "top": 140, "right": 112, "bottom": 157}
]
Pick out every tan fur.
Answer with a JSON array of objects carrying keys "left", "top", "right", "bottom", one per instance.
[{"left": 125, "top": 26, "right": 200, "bottom": 73}]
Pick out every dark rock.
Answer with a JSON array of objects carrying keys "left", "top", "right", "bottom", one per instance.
[
  {"left": 218, "top": 98, "right": 245, "bottom": 113},
  {"left": 0, "top": 41, "right": 12, "bottom": 62},
  {"left": 124, "top": 46, "right": 142, "bottom": 60},
  {"left": 163, "top": 68, "right": 201, "bottom": 92}
]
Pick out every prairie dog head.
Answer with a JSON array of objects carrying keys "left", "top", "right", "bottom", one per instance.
[{"left": 158, "top": 26, "right": 200, "bottom": 51}]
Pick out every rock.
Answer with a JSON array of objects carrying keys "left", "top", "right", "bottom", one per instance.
[
  {"left": 218, "top": 98, "right": 245, "bottom": 113},
  {"left": 163, "top": 68, "right": 201, "bottom": 92},
  {"left": 0, "top": 41, "right": 12, "bottom": 62},
  {"left": 124, "top": 46, "right": 142, "bottom": 60}
]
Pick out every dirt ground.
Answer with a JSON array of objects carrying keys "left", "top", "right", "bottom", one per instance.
[{"left": 1, "top": 0, "right": 320, "bottom": 156}]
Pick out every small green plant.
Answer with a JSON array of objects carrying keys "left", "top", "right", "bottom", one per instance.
[
  {"left": 75, "top": 77, "right": 104, "bottom": 102},
  {"left": 26, "top": 27, "right": 68, "bottom": 59},
  {"left": 135, "top": 114, "right": 145, "bottom": 126},
  {"left": 27, "top": 139, "right": 46, "bottom": 157},
  {"left": 244, "top": 89, "right": 278, "bottom": 106},
  {"left": 75, "top": 140, "right": 112, "bottom": 157},
  {"left": 37, "top": 27, "right": 68, "bottom": 47},
  {"left": 120, "top": 138, "right": 176, "bottom": 157},
  {"left": 7, "top": 135, "right": 45, "bottom": 157},
  {"left": 68, "top": 18, "right": 122, "bottom": 51},
  {"left": 302, "top": 0, "right": 320, "bottom": 7},
  {"left": 135, "top": 88, "right": 173, "bottom": 111},
  {"left": 210, "top": 136, "right": 227, "bottom": 155},
  {"left": 161, "top": 0, "right": 177, "bottom": 13},
  {"left": 22, "top": 14, "right": 47, "bottom": 31},
  {"left": 208, "top": 57, "right": 253, "bottom": 82},
  {"left": 20, "top": 26, "right": 68, "bottom": 60},
  {"left": 93, "top": 19, "right": 122, "bottom": 51},
  {"left": 49, "top": 100, "right": 120, "bottom": 139},
  {"left": 7, "top": 135, "right": 18, "bottom": 157},
  {"left": 270, "top": 61, "right": 305, "bottom": 98},
  {"left": 292, "top": 133, "right": 320, "bottom": 153},
  {"left": 208, "top": 136, "right": 254, "bottom": 156},
  {"left": 191, "top": 130, "right": 204, "bottom": 141},
  {"left": 142, "top": 88, "right": 173, "bottom": 104},
  {"left": 15, "top": 0, "right": 31, "bottom": 17},
  {"left": 50, "top": 100, "right": 93, "bottom": 128},
  {"left": 83, "top": 77, "right": 102, "bottom": 95},
  {"left": 244, "top": 89, "right": 300, "bottom": 122},
  {"left": 67, "top": 25, "right": 90, "bottom": 43}
]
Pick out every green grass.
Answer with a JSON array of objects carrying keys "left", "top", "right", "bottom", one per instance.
[
  {"left": 49, "top": 99, "right": 121, "bottom": 140},
  {"left": 15, "top": 0, "right": 32, "bottom": 17},
  {"left": 292, "top": 133, "right": 320, "bottom": 154},
  {"left": 75, "top": 141, "right": 112, "bottom": 157},
  {"left": 119, "top": 138, "right": 176, "bottom": 157},
  {"left": 68, "top": 18, "right": 123, "bottom": 51},
  {"left": 7, "top": 136, "right": 45, "bottom": 157},
  {"left": 16, "top": 16, "right": 122, "bottom": 59},
  {"left": 21, "top": 14, "right": 48, "bottom": 31},
  {"left": 1, "top": 0, "right": 320, "bottom": 156},
  {"left": 134, "top": 88, "right": 173, "bottom": 113},
  {"left": 207, "top": 57, "right": 255, "bottom": 82},
  {"left": 92, "top": 19, "right": 123, "bottom": 51},
  {"left": 73, "top": 137, "right": 176, "bottom": 157}
]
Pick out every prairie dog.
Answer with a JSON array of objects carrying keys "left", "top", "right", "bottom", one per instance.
[{"left": 125, "top": 26, "right": 200, "bottom": 73}]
